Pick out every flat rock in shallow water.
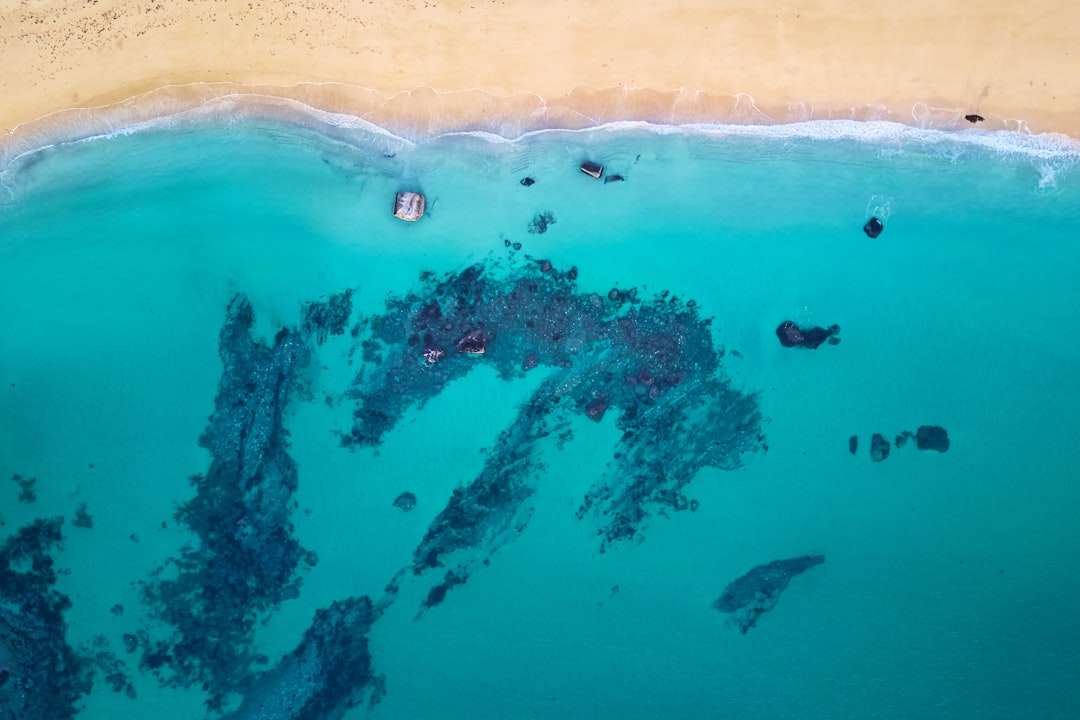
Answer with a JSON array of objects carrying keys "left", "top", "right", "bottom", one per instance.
[{"left": 713, "top": 555, "right": 825, "bottom": 633}]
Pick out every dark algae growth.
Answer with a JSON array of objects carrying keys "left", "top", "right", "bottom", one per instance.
[
  {"left": 140, "top": 295, "right": 315, "bottom": 711},
  {"left": 713, "top": 555, "right": 826, "bottom": 633},
  {"left": 0, "top": 517, "right": 92, "bottom": 720}
]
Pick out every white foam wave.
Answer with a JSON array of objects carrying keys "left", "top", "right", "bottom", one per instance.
[{"left": 3, "top": 90, "right": 1079, "bottom": 182}]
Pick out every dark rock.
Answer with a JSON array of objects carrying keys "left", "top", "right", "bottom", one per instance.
[
  {"left": 392, "top": 492, "right": 417, "bottom": 512},
  {"left": 584, "top": 399, "right": 608, "bottom": 422},
  {"left": 776, "top": 321, "right": 841, "bottom": 349},
  {"left": 965, "top": 114, "right": 985, "bottom": 123},
  {"left": 528, "top": 211, "right": 556, "bottom": 234},
  {"left": 122, "top": 633, "right": 139, "bottom": 654},
  {"left": 580, "top": 161, "right": 603, "bottom": 179},
  {"left": 870, "top": 433, "right": 891, "bottom": 462},
  {"left": 712, "top": 555, "right": 825, "bottom": 633},
  {"left": 848, "top": 435, "right": 858, "bottom": 455},
  {"left": 916, "top": 425, "right": 950, "bottom": 452},
  {"left": 895, "top": 430, "right": 914, "bottom": 448},
  {"left": 110, "top": 603, "right": 124, "bottom": 616},
  {"left": 520, "top": 177, "right": 535, "bottom": 186},
  {"left": 455, "top": 329, "right": 487, "bottom": 354},
  {"left": 863, "top": 217, "right": 884, "bottom": 238},
  {"left": 512, "top": 242, "right": 522, "bottom": 251}
]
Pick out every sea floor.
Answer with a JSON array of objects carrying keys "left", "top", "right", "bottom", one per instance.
[{"left": 1, "top": 116, "right": 1079, "bottom": 719}]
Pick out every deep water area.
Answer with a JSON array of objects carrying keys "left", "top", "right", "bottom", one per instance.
[{"left": 1, "top": 116, "right": 1079, "bottom": 720}]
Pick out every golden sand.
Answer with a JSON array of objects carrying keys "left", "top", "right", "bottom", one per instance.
[{"left": 1, "top": 0, "right": 1078, "bottom": 140}]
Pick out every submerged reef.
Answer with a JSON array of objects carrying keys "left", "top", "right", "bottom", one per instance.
[
  {"left": 221, "top": 596, "right": 384, "bottom": 720},
  {"left": 712, "top": 555, "right": 825, "bottom": 633},
  {"left": 344, "top": 260, "right": 763, "bottom": 606},
  {"left": 0, "top": 517, "right": 92, "bottom": 720},
  {"left": 140, "top": 295, "right": 314, "bottom": 711},
  {"left": 302, "top": 289, "right": 355, "bottom": 345}
]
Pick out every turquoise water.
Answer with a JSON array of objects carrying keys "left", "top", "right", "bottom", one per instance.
[{"left": 2, "top": 113, "right": 1080, "bottom": 720}]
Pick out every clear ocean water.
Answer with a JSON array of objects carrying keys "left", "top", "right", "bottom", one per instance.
[{"left": 1, "top": 111, "right": 1079, "bottom": 720}]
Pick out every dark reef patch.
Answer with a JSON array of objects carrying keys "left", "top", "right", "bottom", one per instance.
[
  {"left": 0, "top": 517, "right": 93, "bottom": 720},
  {"left": 341, "top": 260, "right": 763, "bottom": 606},
  {"left": 221, "top": 596, "right": 384, "bottom": 720},
  {"left": 421, "top": 568, "right": 470, "bottom": 613},
  {"left": 712, "top": 555, "right": 825, "bottom": 633},
  {"left": 528, "top": 211, "right": 557, "bottom": 234},
  {"left": 140, "top": 295, "right": 313, "bottom": 712},
  {"left": 12, "top": 473, "right": 37, "bottom": 503},
  {"left": 302, "top": 289, "right": 355, "bottom": 345},
  {"left": 72, "top": 502, "right": 93, "bottom": 529}
]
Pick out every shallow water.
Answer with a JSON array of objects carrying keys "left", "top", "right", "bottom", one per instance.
[{"left": 1, "top": 115, "right": 1079, "bottom": 720}]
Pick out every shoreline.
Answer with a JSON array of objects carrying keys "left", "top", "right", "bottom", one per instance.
[
  {"left": 4, "top": 82, "right": 1080, "bottom": 174},
  {"left": 2, "top": 1, "right": 1078, "bottom": 145}
]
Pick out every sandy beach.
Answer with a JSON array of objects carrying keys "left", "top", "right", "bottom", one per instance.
[{"left": 1, "top": 0, "right": 1078, "bottom": 140}]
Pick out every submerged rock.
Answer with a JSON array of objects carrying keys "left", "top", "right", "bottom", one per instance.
[
  {"left": 776, "top": 321, "right": 841, "bottom": 349},
  {"left": 392, "top": 492, "right": 417, "bottom": 512},
  {"left": 848, "top": 435, "right": 858, "bottom": 455},
  {"left": 863, "top": 217, "right": 884, "bottom": 238},
  {"left": 870, "top": 433, "right": 891, "bottom": 462},
  {"left": 916, "top": 425, "right": 950, "bottom": 452},
  {"left": 528, "top": 211, "right": 557, "bottom": 234},
  {"left": 712, "top": 555, "right": 825, "bottom": 633}
]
